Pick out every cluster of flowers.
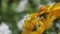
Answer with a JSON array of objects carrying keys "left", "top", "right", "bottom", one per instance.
[{"left": 22, "top": 2, "right": 60, "bottom": 34}]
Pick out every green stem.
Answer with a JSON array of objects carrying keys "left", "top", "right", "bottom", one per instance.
[
  {"left": 46, "top": 30, "right": 50, "bottom": 34},
  {"left": 51, "top": 27, "right": 57, "bottom": 34}
]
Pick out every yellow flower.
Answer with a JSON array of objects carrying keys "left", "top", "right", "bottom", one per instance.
[{"left": 22, "top": 2, "right": 60, "bottom": 34}]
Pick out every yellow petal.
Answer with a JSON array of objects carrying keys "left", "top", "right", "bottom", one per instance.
[
  {"left": 22, "top": 30, "right": 32, "bottom": 34},
  {"left": 30, "top": 31, "right": 40, "bottom": 34},
  {"left": 50, "top": 2, "right": 60, "bottom": 11}
]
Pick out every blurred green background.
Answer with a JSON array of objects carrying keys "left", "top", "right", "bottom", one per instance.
[{"left": 0, "top": 0, "right": 60, "bottom": 34}]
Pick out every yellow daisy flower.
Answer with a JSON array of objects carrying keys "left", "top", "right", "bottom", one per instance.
[{"left": 22, "top": 2, "right": 60, "bottom": 34}]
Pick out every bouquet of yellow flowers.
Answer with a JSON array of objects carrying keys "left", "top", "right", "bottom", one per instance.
[{"left": 22, "top": 2, "right": 60, "bottom": 34}]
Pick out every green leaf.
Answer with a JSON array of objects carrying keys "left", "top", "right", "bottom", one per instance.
[
  {"left": 2, "top": 0, "right": 8, "bottom": 13},
  {"left": 11, "top": 2, "right": 18, "bottom": 11}
]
